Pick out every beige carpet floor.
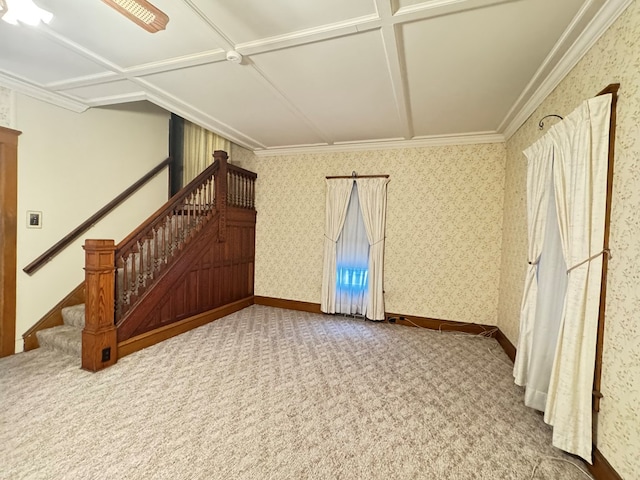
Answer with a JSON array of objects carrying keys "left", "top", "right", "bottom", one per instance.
[{"left": 0, "top": 305, "right": 593, "bottom": 480}]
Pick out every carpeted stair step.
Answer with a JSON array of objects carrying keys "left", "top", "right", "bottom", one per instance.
[
  {"left": 61, "top": 304, "right": 85, "bottom": 329},
  {"left": 36, "top": 325, "right": 82, "bottom": 359}
]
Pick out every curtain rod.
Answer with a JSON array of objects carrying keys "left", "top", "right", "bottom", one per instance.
[
  {"left": 538, "top": 114, "right": 564, "bottom": 130},
  {"left": 326, "top": 171, "right": 389, "bottom": 179}
]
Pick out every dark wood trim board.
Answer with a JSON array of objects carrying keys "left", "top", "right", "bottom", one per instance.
[{"left": 118, "top": 296, "right": 254, "bottom": 358}]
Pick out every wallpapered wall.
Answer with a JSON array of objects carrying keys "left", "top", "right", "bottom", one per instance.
[
  {"left": 497, "top": 1, "right": 640, "bottom": 477},
  {"left": 231, "top": 143, "right": 506, "bottom": 326}
]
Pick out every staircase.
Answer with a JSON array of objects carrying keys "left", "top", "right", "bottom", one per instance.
[
  {"left": 36, "top": 304, "right": 85, "bottom": 361},
  {"left": 25, "top": 150, "right": 258, "bottom": 371}
]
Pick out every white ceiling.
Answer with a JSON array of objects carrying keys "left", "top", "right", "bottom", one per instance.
[{"left": 0, "top": 0, "right": 631, "bottom": 154}]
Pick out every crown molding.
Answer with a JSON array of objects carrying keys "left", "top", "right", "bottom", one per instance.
[
  {"left": 253, "top": 132, "right": 505, "bottom": 157},
  {"left": 502, "top": 0, "right": 633, "bottom": 139},
  {"left": 0, "top": 72, "right": 88, "bottom": 113}
]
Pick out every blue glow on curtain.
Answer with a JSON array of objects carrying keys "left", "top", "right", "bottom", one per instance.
[{"left": 336, "top": 267, "right": 368, "bottom": 293}]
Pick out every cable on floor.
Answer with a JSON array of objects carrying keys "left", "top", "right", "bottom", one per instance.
[
  {"left": 396, "top": 317, "right": 498, "bottom": 339},
  {"left": 530, "top": 455, "right": 593, "bottom": 479},
  {"left": 487, "top": 346, "right": 514, "bottom": 367}
]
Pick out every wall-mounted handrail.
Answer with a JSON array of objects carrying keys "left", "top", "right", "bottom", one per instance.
[{"left": 23, "top": 157, "right": 172, "bottom": 276}]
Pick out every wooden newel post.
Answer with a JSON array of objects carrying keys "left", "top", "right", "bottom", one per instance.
[
  {"left": 82, "top": 239, "right": 117, "bottom": 371},
  {"left": 214, "top": 150, "right": 228, "bottom": 242}
]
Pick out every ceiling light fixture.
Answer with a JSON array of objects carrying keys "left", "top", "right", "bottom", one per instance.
[
  {"left": 1, "top": 0, "right": 53, "bottom": 26},
  {"left": 102, "top": 0, "right": 169, "bottom": 33}
]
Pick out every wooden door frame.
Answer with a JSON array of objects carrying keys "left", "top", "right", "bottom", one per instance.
[
  {"left": 592, "top": 83, "right": 620, "bottom": 414},
  {"left": 0, "top": 126, "right": 20, "bottom": 357}
]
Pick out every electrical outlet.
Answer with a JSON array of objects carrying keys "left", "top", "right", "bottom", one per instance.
[{"left": 101, "top": 347, "right": 111, "bottom": 362}]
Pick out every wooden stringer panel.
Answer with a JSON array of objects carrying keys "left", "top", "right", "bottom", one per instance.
[{"left": 117, "top": 208, "right": 256, "bottom": 342}]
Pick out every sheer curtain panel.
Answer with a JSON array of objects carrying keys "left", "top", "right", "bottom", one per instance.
[
  {"left": 335, "top": 184, "right": 370, "bottom": 315},
  {"left": 356, "top": 177, "right": 390, "bottom": 321},
  {"left": 514, "top": 137, "right": 554, "bottom": 387},
  {"left": 183, "top": 120, "right": 230, "bottom": 185},
  {"left": 525, "top": 176, "right": 567, "bottom": 412},
  {"left": 321, "top": 179, "right": 354, "bottom": 315}
]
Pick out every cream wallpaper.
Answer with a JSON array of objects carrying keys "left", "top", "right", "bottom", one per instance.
[
  {"left": 0, "top": 86, "right": 13, "bottom": 128},
  {"left": 497, "top": 1, "right": 640, "bottom": 477},
  {"left": 233, "top": 144, "right": 506, "bottom": 327}
]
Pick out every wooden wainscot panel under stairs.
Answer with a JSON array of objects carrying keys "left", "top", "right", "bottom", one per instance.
[
  {"left": 78, "top": 150, "right": 257, "bottom": 371},
  {"left": 116, "top": 207, "right": 256, "bottom": 341}
]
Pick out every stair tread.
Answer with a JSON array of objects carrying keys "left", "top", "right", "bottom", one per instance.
[
  {"left": 61, "top": 304, "right": 85, "bottom": 328},
  {"left": 36, "top": 325, "right": 82, "bottom": 359}
]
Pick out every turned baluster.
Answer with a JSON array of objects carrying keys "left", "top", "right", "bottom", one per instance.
[
  {"left": 243, "top": 175, "right": 248, "bottom": 208},
  {"left": 153, "top": 226, "right": 160, "bottom": 275},
  {"left": 251, "top": 179, "right": 255, "bottom": 209},
  {"left": 138, "top": 240, "right": 145, "bottom": 291},
  {"left": 236, "top": 173, "right": 240, "bottom": 207},
  {"left": 161, "top": 217, "right": 168, "bottom": 265},
  {"left": 146, "top": 236, "right": 152, "bottom": 281}
]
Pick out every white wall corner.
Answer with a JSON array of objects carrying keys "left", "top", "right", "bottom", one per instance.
[{"left": 0, "top": 86, "right": 14, "bottom": 128}]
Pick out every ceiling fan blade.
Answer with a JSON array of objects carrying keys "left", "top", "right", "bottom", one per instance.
[{"left": 102, "top": 0, "right": 169, "bottom": 33}]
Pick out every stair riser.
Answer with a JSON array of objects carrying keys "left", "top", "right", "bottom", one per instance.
[
  {"left": 36, "top": 326, "right": 82, "bottom": 359},
  {"left": 61, "top": 305, "right": 85, "bottom": 329}
]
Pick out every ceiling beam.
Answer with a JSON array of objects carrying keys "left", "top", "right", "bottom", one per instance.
[
  {"left": 236, "top": 15, "right": 380, "bottom": 56},
  {"left": 393, "top": 0, "right": 519, "bottom": 23},
  {"left": 375, "top": 0, "right": 413, "bottom": 139}
]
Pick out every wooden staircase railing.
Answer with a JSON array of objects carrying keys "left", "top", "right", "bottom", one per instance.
[
  {"left": 115, "top": 154, "right": 220, "bottom": 323},
  {"left": 81, "top": 150, "right": 257, "bottom": 371}
]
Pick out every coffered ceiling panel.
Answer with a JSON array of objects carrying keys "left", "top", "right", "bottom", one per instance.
[
  {"left": 36, "top": 0, "right": 225, "bottom": 68},
  {"left": 144, "top": 62, "right": 326, "bottom": 148},
  {"left": 0, "top": 22, "right": 105, "bottom": 84},
  {"left": 0, "top": 0, "right": 631, "bottom": 152},
  {"left": 251, "top": 30, "right": 403, "bottom": 143},
  {"left": 190, "top": 0, "right": 377, "bottom": 45},
  {"left": 402, "top": 0, "right": 586, "bottom": 136}
]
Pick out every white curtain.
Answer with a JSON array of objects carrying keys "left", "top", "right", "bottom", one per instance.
[
  {"left": 321, "top": 179, "right": 354, "bottom": 315},
  {"left": 513, "top": 137, "right": 554, "bottom": 386},
  {"left": 335, "top": 183, "right": 370, "bottom": 315},
  {"left": 524, "top": 175, "right": 568, "bottom": 411},
  {"left": 183, "top": 120, "right": 230, "bottom": 185},
  {"left": 356, "top": 177, "right": 390, "bottom": 321},
  {"left": 544, "top": 94, "right": 612, "bottom": 462}
]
